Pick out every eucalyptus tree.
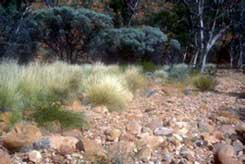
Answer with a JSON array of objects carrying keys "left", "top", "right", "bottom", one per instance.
[{"left": 178, "top": 0, "right": 241, "bottom": 72}]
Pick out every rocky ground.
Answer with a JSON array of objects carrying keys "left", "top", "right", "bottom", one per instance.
[{"left": 0, "top": 70, "right": 244, "bottom": 164}]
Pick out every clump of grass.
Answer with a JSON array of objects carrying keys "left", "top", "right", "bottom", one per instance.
[
  {"left": 124, "top": 66, "right": 146, "bottom": 93},
  {"left": 168, "top": 64, "right": 189, "bottom": 81},
  {"left": 141, "top": 61, "right": 157, "bottom": 72},
  {"left": 154, "top": 69, "right": 169, "bottom": 79},
  {"left": 84, "top": 74, "right": 133, "bottom": 112},
  {"left": 193, "top": 74, "right": 216, "bottom": 91},
  {"left": 32, "top": 103, "right": 87, "bottom": 129}
]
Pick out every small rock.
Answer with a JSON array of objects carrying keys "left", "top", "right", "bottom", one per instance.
[
  {"left": 1, "top": 122, "right": 42, "bottom": 151},
  {"left": 126, "top": 121, "right": 142, "bottom": 135},
  {"left": 220, "top": 124, "right": 236, "bottom": 136},
  {"left": 28, "top": 150, "right": 42, "bottom": 163},
  {"left": 136, "top": 135, "right": 164, "bottom": 150},
  {"left": 146, "top": 119, "right": 162, "bottom": 130},
  {"left": 136, "top": 146, "right": 152, "bottom": 161},
  {"left": 105, "top": 128, "right": 121, "bottom": 142},
  {"left": 154, "top": 127, "right": 173, "bottom": 136},
  {"left": 0, "top": 148, "right": 11, "bottom": 164},
  {"left": 215, "top": 144, "right": 241, "bottom": 164},
  {"left": 47, "top": 135, "right": 80, "bottom": 154},
  {"left": 62, "top": 129, "right": 82, "bottom": 139},
  {"left": 81, "top": 137, "right": 107, "bottom": 160},
  {"left": 93, "top": 106, "right": 109, "bottom": 114}
]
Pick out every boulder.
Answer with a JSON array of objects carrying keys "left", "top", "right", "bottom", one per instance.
[
  {"left": 28, "top": 150, "right": 42, "bottom": 163},
  {"left": 81, "top": 137, "right": 107, "bottom": 160},
  {"left": 1, "top": 122, "right": 42, "bottom": 151},
  {"left": 0, "top": 147, "right": 11, "bottom": 164},
  {"left": 215, "top": 144, "right": 242, "bottom": 164}
]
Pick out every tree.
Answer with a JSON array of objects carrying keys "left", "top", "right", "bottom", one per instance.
[
  {"left": 32, "top": 7, "right": 113, "bottom": 63},
  {"left": 177, "top": 0, "right": 241, "bottom": 72}
]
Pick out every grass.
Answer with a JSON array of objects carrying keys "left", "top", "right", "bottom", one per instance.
[
  {"left": 192, "top": 74, "right": 216, "bottom": 91},
  {"left": 0, "top": 61, "right": 147, "bottom": 128},
  {"left": 84, "top": 74, "right": 133, "bottom": 112}
]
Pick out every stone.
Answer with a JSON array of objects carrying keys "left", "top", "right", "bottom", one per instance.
[
  {"left": 1, "top": 122, "right": 42, "bottom": 151},
  {"left": 136, "top": 146, "right": 152, "bottom": 161},
  {"left": 81, "top": 137, "right": 107, "bottom": 160},
  {"left": 28, "top": 150, "right": 42, "bottom": 163},
  {"left": 146, "top": 119, "right": 162, "bottom": 130},
  {"left": 62, "top": 129, "right": 82, "bottom": 139},
  {"left": 126, "top": 121, "right": 142, "bottom": 135},
  {"left": 197, "top": 120, "right": 210, "bottom": 132},
  {"left": 93, "top": 106, "right": 109, "bottom": 114},
  {"left": 105, "top": 128, "right": 121, "bottom": 142},
  {"left": 0, "top": 112, "right": 11, "bottom": 133},
  {"left": 153, "top": 127, "right": 173, "bottom": 136},
  {"left": 136, "top": 135, "right": 164, "bottom": 150},
  {"left": 220, "top": 124, "right": 236, "bottom": 136},
  {"left": 46, "top": 135, "right": 80, "bottom": 154},
  {"left": 0, "top": 148, "right": 11, "bottom": 164},
  {"left": 109, "top": 140, "right": 135, "bottom": 163},
  {"left": 215, "top": 144, "right": 241, "bottom": 164}
]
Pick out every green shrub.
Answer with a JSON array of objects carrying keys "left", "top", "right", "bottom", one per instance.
[
  {"left": 154, "top": 69, "right": 169, "bottom": 79},
  {"left": 84, "top": 74, "right": 133, "bottom": 112},
  {"left": 32, "top": 103, "right": 86, "bottom": 129},
  {"left": 203, "top": 63, "right": 217, "bottom": 75},
  {"left": 32, "top": 6, "right": 113, "bottom": 63},
  {"left": 89, "top": 26, "right": 168, "bottom": 63},
  {"left": 193, "top": 75, "right": 216, "bottom": 91},
  {"left": 141, "top": 61, "right": 157, "bottom": 72},
  {"left": 168, "top": 64, "right": 189, "bottom": 81}
]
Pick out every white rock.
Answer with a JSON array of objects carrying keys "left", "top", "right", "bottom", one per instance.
[{"left": 28, "top": 150, "right": 42, "bottom": 163}]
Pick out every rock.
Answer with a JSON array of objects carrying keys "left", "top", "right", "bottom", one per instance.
[
  {"left": 215, "top": 144, "right": 241, "bottom": 164},
  {"left": 136, "top": 135, "right": 164, "bottom": 150},
  {"left": 126, "top": 121, "right": 142, "bottom": 135},
  {"left": 136, "top": 146, "right": 152, "bottom": 161},
  {"left": 232, "top": 140, "right": 244, "bottom": 155},
  {"left": 105, "top": 128, "right": 121, "bottom": 142},
  {"left": 220, "top": 124, "right": 236, "bottom": 136},
  {"left": 1, "top": 122, "right": 42, "bottom": 151},
  {"left": 0, "top": 112, "right": 11, "bottom": 133},
  {"left": 93, "top": 106, "right": 109, "bottom": 114},
  {"left": 81, "top": 137, "right": 107, "bottom": 160},
  {"left": 62, "top": 129, "right": 82, "bottom": 139},
  {"left": 32, "top": 138, "right": 51, "bottom": 150},
  {"left": 46, "top": 135, "right": 80, "bottom": 154},
  {"left": 153, "top": 127, "right": 173, "bottom": 136},
  {"left": 146, "top": 119, "right": 162, "bottom": 130},
  {"left": 109, "top": 140, "right": 135, "bottom": 163},
  {"left": 197, "top": 120, "right": 210, "bottom": 132},
  {"left": 28, "top": 150, "right": 42, "bottom": 163},
  {"left": 0, "top": 148, "right": 11, "bottom": 164}
]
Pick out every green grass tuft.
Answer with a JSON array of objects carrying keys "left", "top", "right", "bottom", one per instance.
[{"left": 193, "top": 74, "right": 216, "bottom": 91}]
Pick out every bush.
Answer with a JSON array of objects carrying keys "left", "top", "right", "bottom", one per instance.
[
  {"left": 168, "top": 64, "right": 189, "bottom": 81},
  {"left": 84, "top": 74, "right": 133, "bottom": 112},
  {"left": 89, "top": 26, "right": 168, "bottom": 64},
  {"left": 154, "top": 69, "right": 169, "bottom": 79},
  {"left": 141, "top": 60, "right": 157, "bottom": 72},
  {"left": 124, "top": 66, "right": 146, "bottom": 93},
  {"left": 0, "top": 8, "right": 37, "bottom": 63},
  {"left": 193, "top": 75, "right": 216, "bottom": 91},
  {"left": 203, "top": 63, "right": 217, "bottom": 75},
  {"left": 32, "top": 6, "right": 113, "bottom": 63},
  {"left": 32, "top": 103, "right": 87, "bottom": 129},
  {"left": 0, "top": 61, "right": 85, "bottom": 128}
]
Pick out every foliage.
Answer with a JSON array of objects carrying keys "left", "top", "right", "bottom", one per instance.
[
  {"left": 141, "top": 60, "right": 157, "bottom": 72},
  {"left": 89, "top": 26, "right": 168, "bottom": 64},
  {"left": 0, "top": 61, "right": 85, "bottom": 128},
  {"left": 203, "top": 63, "right": 217, "bottom": 75},
  {"left": 0, "top": 7, "right": 37, "bottom": 63},
  {"left": 193, "top": 74, "right": 216, "bottom": 91},
  {"left": 124, "top": 66, "right": 146, "bottom": 93},
  {"left": 154, "top": 69, "right": 169, "bottom": 79},
  {"left": 84, "top": 74, "right": 133, "bottom": 112},
  {"left": 32, "top": 103, "right": 86, "bottom": 129},
  {"left": 32, "top": 6, "right": 113, "bottom": 63},
  {"left": 168, "top": 64, "right": 189, "bottom": 81}
]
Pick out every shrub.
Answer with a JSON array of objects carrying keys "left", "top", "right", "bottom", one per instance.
[
  {"left": 32, "top": 103, "right": 87, "bottom": 129},
  {"left": 124, "top": 66, "right": 146, "bottom": 93},
  {"left": 84, "top": 74, "right": 133, "bottom": 112},
  {"left": 89, "top": 26, "right": 168, "bottom": 64},
  {"left": 154, "top": 69, "right": 169, "bottom": 79},
  {"left": 0, "top": 61, "right": 86, "bottom": 128},
  {"left": 141, "top": 60, "right": 157, "bottom": 72},
  {"left": 168, "top": 64, "right": 189, "bottom": 81},
  {"left": 203, "top": 63, "right": 217, "bottom": 75},
  {"left": 193, "top": 75, "right": 216, "bottom": 91},
  {"left": 32, "top": 6, "right": 113, "bottom": 63}
]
